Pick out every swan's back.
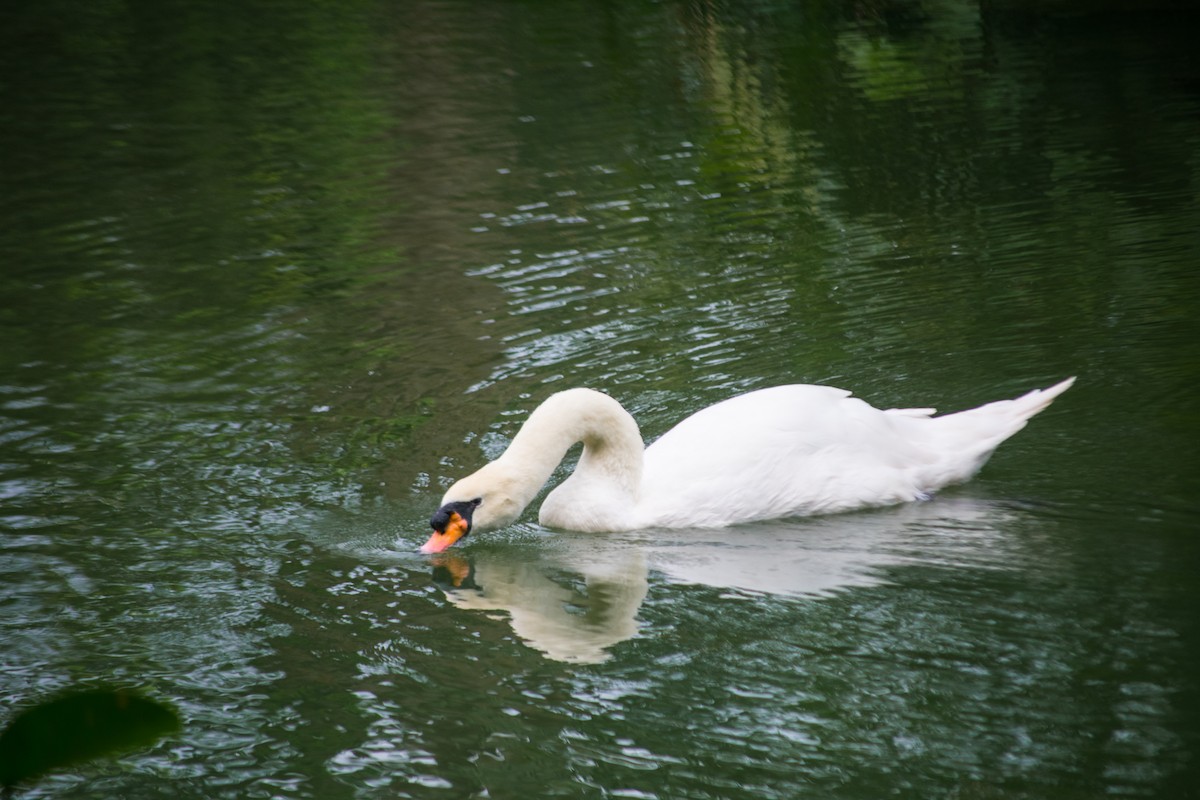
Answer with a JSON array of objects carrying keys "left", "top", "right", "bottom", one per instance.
[{"left": 637, "top": 379, "right": 1073, "bottom": 528}]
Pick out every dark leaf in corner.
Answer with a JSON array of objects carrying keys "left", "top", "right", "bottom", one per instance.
[{"left": 0, "top": 688, "right": 180, "bottom": 790}]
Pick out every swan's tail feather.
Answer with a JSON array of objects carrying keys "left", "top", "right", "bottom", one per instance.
[
  {"left": 977, "top": 376, "right": 1076, "bottom": 427},
  {"left": 926, "top": 377, "right": 1075, "bottom": 485}
]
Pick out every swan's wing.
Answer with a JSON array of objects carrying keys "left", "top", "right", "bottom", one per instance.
[
  {"left": 639, "top": 385, "right": 937, "bottom": 525},
  {"left": 886, "top": 406, "right": 936, "bottom": 418}
]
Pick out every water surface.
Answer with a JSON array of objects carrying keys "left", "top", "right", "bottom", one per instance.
[{"left": 2, "top": 1, "right": 1198, "bottom": 797}]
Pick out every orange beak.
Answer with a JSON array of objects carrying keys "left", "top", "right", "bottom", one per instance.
[{"left": 419, "top": 512, "right": 469, "bottom": 554}]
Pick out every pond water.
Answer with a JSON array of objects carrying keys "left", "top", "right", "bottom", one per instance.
[{"left": 2, "top": 1, "right": 1198, "bottom": 797}]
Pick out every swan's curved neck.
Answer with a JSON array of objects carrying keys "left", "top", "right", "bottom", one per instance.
[
  {"left": 500, "top": 388, "right": 644, "bottom": 496},
  {"left": 441, "top": 388, "right": 646, "bottom": 531}
]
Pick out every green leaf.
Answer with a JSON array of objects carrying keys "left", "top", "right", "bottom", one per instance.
[{"left": 0, "top": 688, "right": 180, "bottom": 791}]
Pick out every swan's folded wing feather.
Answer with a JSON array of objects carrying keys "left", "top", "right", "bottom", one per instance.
[
  {"left": 639, "top": 385, "right": 937, "bottom": 526},
  {"left": 885, "top": 406, "right": 936, "bottom": 418}
]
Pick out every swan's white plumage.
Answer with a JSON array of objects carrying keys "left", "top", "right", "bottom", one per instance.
[{"left": 438, "top": 378, "right": 1074, "bottom": 534}]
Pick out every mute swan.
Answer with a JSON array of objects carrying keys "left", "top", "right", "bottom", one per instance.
[{"left": 420, "top": 377, "right": 1075, "bottom": 553}]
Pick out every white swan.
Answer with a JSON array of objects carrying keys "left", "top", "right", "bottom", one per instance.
[{"left": 420, "top": 377, "right": 1075, "bottom": 552}]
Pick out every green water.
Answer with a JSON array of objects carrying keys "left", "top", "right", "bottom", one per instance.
[{"left": 2, "top": 1, "right": 1198, "bottom": 797}]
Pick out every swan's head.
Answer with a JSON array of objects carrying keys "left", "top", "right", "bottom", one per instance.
[
  {"left": 419, "top": 461, "right": 530, "bottom": 553},
  {"left": 420, "top": 498, "right": 480, "bottom": 554}
]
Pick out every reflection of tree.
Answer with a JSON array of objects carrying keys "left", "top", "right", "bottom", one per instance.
[
  {"left": 1, "top": 1, "right": 1195, "bottom": 796},
  {"left": 0, "top": 0, "right": 537, "bottom": 517},
  {"left": 661, "top": 0, "right": 1198, "bottom": 401},
  {"left": 0, "top": 0, "right": 523, "bottom": 794}
]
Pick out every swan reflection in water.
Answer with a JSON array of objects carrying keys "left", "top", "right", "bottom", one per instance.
[
  {"left": 425, "top": 496, "right": 1021, "bottom": 664},
  {"left": 429, "top": 545, "right": 647, "bottom": 665}
]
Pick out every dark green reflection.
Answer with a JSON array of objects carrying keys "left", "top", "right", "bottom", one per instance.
[{"left": 1, "top": 1, "right": 1198, "bottom": 799}]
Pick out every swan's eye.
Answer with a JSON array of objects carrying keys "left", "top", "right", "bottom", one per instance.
[{"left": 471, "top": 497, "right": 483, "bottom": 507}]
